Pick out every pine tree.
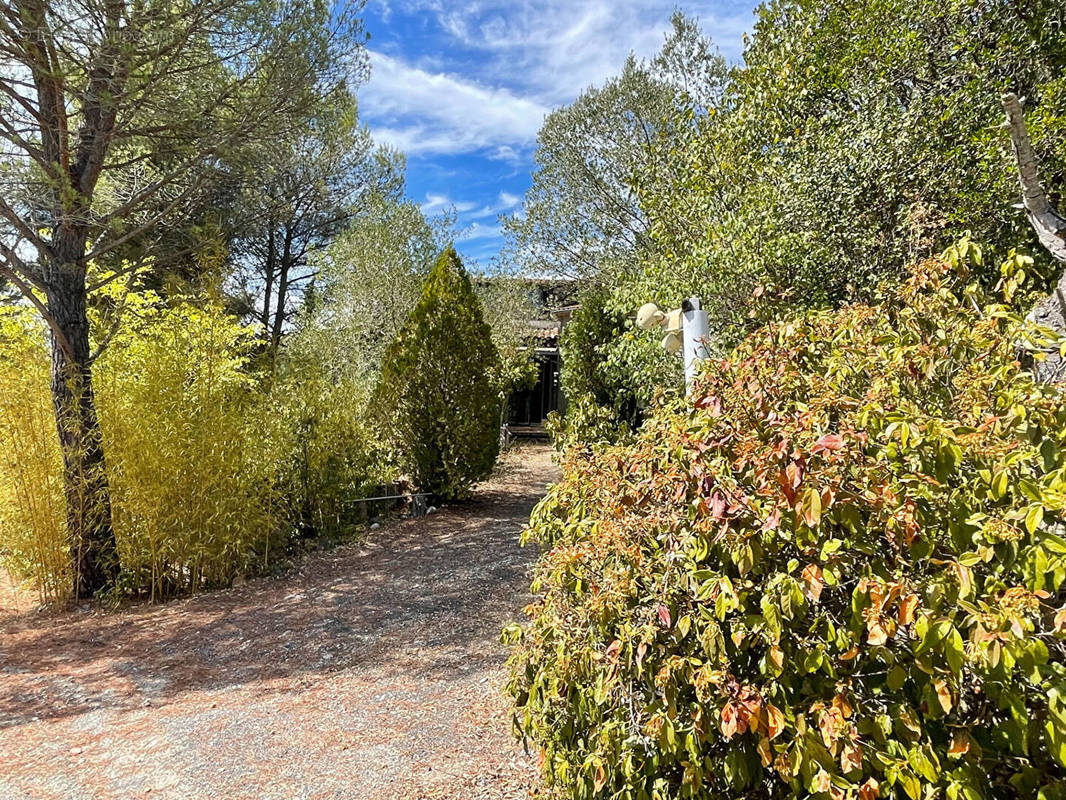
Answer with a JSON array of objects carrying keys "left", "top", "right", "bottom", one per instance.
[{"left": 372, "top": 248, "right": 502, "bottom": 500}]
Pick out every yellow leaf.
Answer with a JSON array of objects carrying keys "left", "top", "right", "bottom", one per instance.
[
  {"left": 935, "top": 679, "right": 953, "bottom": 714},
  {"left": 867, "top": 617, "right": 888, "bottom": 646},
  {"left": 1054, "top": 607, "right": 1066, "bottom": 634},
  {"left": 898, "top": 593, "right": 919, "bottom": 626},
  {"left": 812, "top": 769, "right": 831, "bottom": 793},
  {"left": 802, "top": 487, "right": 822, "bottom": 527},
  {"left": 769, "top": 645, "right": 785, "bottom": 672},
  {"left": 757, "top": 736, "right": 773, "bottom": 767},
  {"left": 832, "top": 694, "right": 853, "bottom": 719},
  {"left": 765, "top": 703, "right": 786, "bottom": 740}
]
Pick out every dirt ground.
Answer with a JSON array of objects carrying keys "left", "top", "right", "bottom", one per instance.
[{"left": 0, "top": 444, "right": 559, "bottom": 800}]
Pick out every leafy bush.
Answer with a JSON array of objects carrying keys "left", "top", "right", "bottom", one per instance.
[
  {"left": 0, "top": 307, "right": 69, "bottom": 603},
  {"left": 270, "top": 359, "right": 387, "bottom": 540},
  {"left": 550, "top": 289, "right": 642, "bottom": 450},
  {"left": 563, "top": 0, "right": 1066, "bottom": 399},
  {"left": 546, "top": 397, "right": 632, "bottom": 454},
  {"left": 508, "top": 241, "right": 1066, "bottom": 799},
  {"left": 372, "top": 247, "right": 502, "bottom": 501},
  {"left": 0, "top": 290, "right": 296, "bottom": 601},
  {"left": 94, "top": 291, "right": 289, "bottom": 599}
]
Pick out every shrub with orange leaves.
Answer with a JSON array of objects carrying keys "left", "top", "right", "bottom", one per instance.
[{"left": 506, "top": 239, "right": 1066, "bottom": 799}]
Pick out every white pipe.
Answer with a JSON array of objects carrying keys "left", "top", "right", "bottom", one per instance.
[{"left": 682, "top": 297, "right": 709, "bottom": 394}]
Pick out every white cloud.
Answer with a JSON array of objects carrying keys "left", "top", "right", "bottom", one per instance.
[
  {"left": 387, "top": 0, "right": 754, "bottom": 104},
  {"left": 420, "top": 191, "right": 520, "bottom": 220},
  {"left": 421, "top": 192, "right": 478, "bottom": 215},
  {"left": 360, "top": 51, "right": 550, "bottom": 157},
  {"left": 361, "top": 3, "right": 754, "bottom": 159},
  {"left": 457, "top": 222, "right": 504, "bottom": 242},
  {"left": 498, "top": 191, "right": 521, "bottom": 209},
  {"left": 487, "top": 144, "right": 525, "bottom": 166}
]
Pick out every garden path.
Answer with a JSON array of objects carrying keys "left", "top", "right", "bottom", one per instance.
[{"left": 0, "top": 444, "right": 558, "bottom": 800}]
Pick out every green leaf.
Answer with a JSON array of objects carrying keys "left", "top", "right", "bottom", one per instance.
[
  {"left": 944, "top": 627, "right": 965, "bottom": 675},
  {"left": 1026, "top": 505, "right": 1045, "bottom": 535}
]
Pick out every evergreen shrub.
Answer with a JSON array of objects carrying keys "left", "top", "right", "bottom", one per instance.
[
  {"left": 373, "top": 247, "right": 502, "bottom": 500},
  {"left": 549, "top": 288, "right": 640, "bottom": 450}
]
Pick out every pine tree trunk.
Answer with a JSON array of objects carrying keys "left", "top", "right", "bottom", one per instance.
[
  {"left": 269, "top": 225, "right": 295, "bottom": 360},
  {"left": 45, "top": 234, "right": 118, "bottom": 599}
]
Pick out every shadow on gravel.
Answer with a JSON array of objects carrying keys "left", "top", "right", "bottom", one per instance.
[{"left": 0, "top": 454, "right": 556, "bottom": 731}]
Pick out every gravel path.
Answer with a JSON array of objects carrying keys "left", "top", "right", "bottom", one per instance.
[{"left": 0, "top": 444, "right": 558, "bottom": 800}]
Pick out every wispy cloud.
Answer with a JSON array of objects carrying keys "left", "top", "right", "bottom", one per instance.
[
  {"left": 385, "top": 1, "right": 754, "bottom": 102},
  {"left": 457, "top": 222, "right": 504, "bottom": 242},
  {"left": 420, "top": 190, "right": 523, "bottom": 220},
  {"left": 421, "top": 192, "right": 478, "bottom": 215},
  {"left": 361, "top": 51, "right": 550, "bottom": 157}
]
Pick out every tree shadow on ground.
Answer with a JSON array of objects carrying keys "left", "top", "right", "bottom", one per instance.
[{"left": 0, "top": 449, "right": 558, "bottom": 731}]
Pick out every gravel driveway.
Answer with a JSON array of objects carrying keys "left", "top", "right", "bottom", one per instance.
[{"left": 0, "top": 444, "right": 558, "bottom": 800}]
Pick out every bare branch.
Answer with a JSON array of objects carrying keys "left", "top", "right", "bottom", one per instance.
[
  {"left": 0, "top": 234, "right": 45, "bottom": 289},
  {"left": 0, "top": 256, "right": 75, "bottom": 360},
  {"left": 0, "top": 195, "right": 53, "bottom": 256}
]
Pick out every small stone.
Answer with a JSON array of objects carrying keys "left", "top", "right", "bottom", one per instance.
[{"left": 370, "top": 522, "right": 380, "bottom": 530}]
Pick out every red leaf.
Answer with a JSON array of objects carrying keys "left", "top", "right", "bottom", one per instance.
[
  {"left": 777, "top": 470, "right": 797, "bottom": 506},
  {"left": 696, "top": 395, "right": 723, "bottom": 416},
  {"left": 657, "top": 604, "right": 672, "bottom": 629},
  {"left": 709, "top": 491, "right": 726, "bottom": 521},
  {"left": 762, "top": 505, "right": 783, "bottom": 532},
  {"left": 812, "top": 433, "right": 845, "bottom": 454},
  {"left": 720, "top": 702, "right": 738, "bottom": 739},
  {"left": 786, "top": 460, "right": 803, "bottom": 488}
]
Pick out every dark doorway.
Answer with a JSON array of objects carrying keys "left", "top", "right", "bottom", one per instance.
[{"left": 507, "top": 349, "right": 562, "bottom": 427}]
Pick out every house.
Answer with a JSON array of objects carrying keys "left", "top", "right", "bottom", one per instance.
[{"left": 503, "top": 278, "right": 579, "bottom": 434}]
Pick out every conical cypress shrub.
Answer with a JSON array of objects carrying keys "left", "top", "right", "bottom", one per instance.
[{"left": 372, "top": 247, "right": 502, "bottom": 500}]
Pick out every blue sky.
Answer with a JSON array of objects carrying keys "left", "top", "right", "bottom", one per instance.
[{"left": 356, "top": 1, "right": 758, "bottom": 270}]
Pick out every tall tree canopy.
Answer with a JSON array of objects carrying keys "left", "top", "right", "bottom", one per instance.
[
  {"left": 631, "top": 0, "right": 1066, "bottom": 342},
  {"left": 501, "top": 12, "right": 728, "bottom": 283},
  {"left": 290, "top": 187, "right": 452, "bottom": 382},
  {"left": 230, "top": 100, "right": 401, "bottom": 362},
  {"left": 548, "top": 0, "right": 1066, "bottom": 421}
]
